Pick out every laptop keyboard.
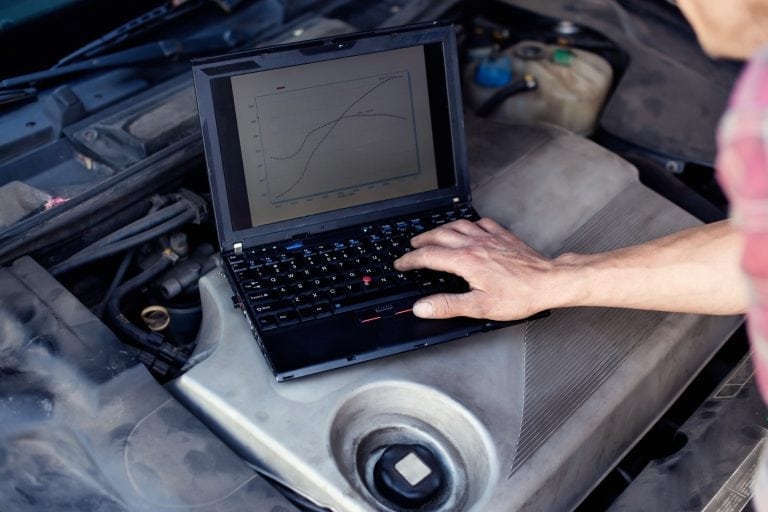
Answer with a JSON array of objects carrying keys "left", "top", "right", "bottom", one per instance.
[{"left": 226, "top": 205, "right": 477, "bottom": 331}]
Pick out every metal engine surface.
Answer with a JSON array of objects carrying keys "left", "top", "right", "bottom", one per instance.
[
  {"left": 0, "top": 257, "right": 297, "bottom": 511},
  {"left": 171, "top": 120, "right": 742, "bottom": 511}
]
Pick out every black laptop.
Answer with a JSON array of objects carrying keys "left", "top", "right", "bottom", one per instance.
[{"left": 193, "top": 22, "right": 524, "bottom": 381}]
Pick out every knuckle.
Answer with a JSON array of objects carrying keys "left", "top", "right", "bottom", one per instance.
[
  {"left": 464, "top": 245, "right": 488, "bottom": 261},
  {"left": 477, "top": 217, "right": 494, "bottom": 227},
  {"left": 472, "top": 299, "right": 490, "bottom": 318},
  {"left": 432, "top": 294, "right": 454, "bottom": 316},
  {"left": 454, "top": 219, "right": 473, "bottom": 228},
  {"left": 466, "top": 290, "right": 493, "bottom": 318}
]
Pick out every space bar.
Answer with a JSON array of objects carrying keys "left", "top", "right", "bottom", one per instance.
[{"left": 332, "top": 287, "right": 422, "bottom": 313}]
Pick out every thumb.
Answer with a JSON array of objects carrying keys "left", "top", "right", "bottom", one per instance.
[{"left": 412, "top": 292, "right": 479, "bottom": 319}]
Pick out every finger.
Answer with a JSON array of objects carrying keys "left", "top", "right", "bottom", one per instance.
[
  {"left": 410, "top": 219, "right": 488, "bottom": 248},
  {"left": 412, "top": 290, "right": 486, "bottom": 319},
  {"left": 394, "top": 246, "right": 466, "bottom": 274},
  {"left": 410, "top": 227, "right": 472, "bottom": 249},
  {"left": 445, "top": 218, "right": 488, "bottom": 236},
  {"left": 475, "top": 217, "right": 507, "bottom": 235}
]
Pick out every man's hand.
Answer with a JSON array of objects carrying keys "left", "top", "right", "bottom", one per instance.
[
  {"left": 394, "top": 218, "right": 562, "bottom": 320},
  {"left": 395, "top": 217, "right": 749, "bottom": 320}
]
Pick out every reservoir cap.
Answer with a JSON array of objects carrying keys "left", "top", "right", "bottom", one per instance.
[
  {"left": 552, "top": 47, "right": 575, "bottom": 66},
  {"left": 474, "top": 55, "right": 512, "bottom": 87}
]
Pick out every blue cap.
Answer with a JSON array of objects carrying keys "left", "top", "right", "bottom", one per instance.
[{"left": 474, "top": 55, "right": 513, "bottom": 87}]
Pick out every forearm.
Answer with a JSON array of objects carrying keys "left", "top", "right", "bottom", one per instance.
[{"left": 552, "top": 220, "right": 749, "bottom": 315}]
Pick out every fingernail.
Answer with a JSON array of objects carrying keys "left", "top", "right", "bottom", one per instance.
[{"left": 413, "top": 301, "right": 433, "bottom": 318}]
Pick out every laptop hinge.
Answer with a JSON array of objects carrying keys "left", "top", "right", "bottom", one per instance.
[{"left": 233, "top": 242, "right": 244, "bottom": 254}]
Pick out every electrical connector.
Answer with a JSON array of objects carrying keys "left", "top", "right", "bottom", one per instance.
[{"left": 173, "top": 189, "right": 208, "bottom": 224}]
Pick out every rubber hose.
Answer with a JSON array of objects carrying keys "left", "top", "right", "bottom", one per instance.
[
  {"left": 94, "top": 248, "right": 136, "bottom": 319},
  {"left": 475, "top": 75, "right": 538, "bottom": 118},
  {"left": 50, "top": 210, "right": 194, "bottom": 276},
  {"left": 107, "top": 253, "right": 174, "bottom": 348},
  {"left": 87, "top": 201, "right": 186, "bottom": 250}
]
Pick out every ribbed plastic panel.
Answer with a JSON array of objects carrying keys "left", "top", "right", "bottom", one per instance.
[{"left": 510, "top": 182, "right": 697, "bottom": 472}]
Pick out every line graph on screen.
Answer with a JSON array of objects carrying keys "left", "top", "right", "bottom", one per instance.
[{"left": 254, "top": 71, "right": 420, "bottom": 204}]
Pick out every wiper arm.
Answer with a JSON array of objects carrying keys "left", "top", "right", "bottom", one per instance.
[
  {"left": 0, "top": 31, "right": 244, "bottom": 90},
  {"left": 0, "top": 88, "right": 38, "bottom": 107},
  {"left": 53, "top": 0, "right": 206, "bottom": 68}
]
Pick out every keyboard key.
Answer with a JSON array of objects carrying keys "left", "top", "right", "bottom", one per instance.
[
  {"left": 257, "top": 315, "right": 277, "bottom": 331},
  {"left": 394, "top": 272, "right": 412, "bottom": 282},
  {"left": 226, "top": 253, "right": 246, "bottom": 264},
  {"left": 343, "top": 283, "right": 363, "bottom": 295},
  {"left": 248, "top": 290, "right": 275, "bottom": 304},
  {"left": 266, "top": 263, "right": 287, "bottom": 274},
  {"left": 242, "top": 279, "right": 268, "bottom": 292},
  {"left": 276, "top": 285, "right": 293, "bottom": 298},
  {"left": 230, "top": 260, "right": 248, "bottom": 272},
  {"left": 377, "top": 275, "right": 395, "bottom": 289},
  {"left": 419, "top": 279, "right": 439, "bottom": 292},
  {"left": 237, "top": 268, "right": 265, "bottom": 281},
  {"left": 285, "top": 241, "right": 303, "bottom": 251},
  {"left": 297, "top": 306, "right": 315, "bottom": 321},
  {"left": 276, "top": 310, "right": 300, "bottom": 326},
  {"left": 251, "top": 301, "right": 291, "bottom": 315},
  {"left": 312, "top": 302, "right": 332, "bottom": 317},
  {"left": 312, "top": 277, "right": 329, "bottom": 289}
]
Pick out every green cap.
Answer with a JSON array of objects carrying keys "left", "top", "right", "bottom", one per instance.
[{"left": 552, "top": 47, "right": 574, "bottom": 66}]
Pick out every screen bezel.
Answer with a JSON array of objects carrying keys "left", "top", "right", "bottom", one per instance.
[{"left": 193, "top": 23, "right": 470, "bottom": 249}]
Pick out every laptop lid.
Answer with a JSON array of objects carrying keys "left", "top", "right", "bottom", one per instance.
[{"left": 193, "top": 22, "right": 469, "bottom": 251}]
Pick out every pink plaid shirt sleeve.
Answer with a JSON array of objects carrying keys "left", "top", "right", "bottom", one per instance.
[{"left": 716, "top": 45, "right": 768, "bottom": 400}]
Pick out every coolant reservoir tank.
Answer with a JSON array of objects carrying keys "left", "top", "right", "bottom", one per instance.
[{"left": 464, "top": 41, "right": 613, "bottom": 135}]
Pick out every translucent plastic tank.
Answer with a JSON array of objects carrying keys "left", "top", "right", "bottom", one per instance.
[{"left": 464, "top": 41, "right": 613, "bottom": 135}]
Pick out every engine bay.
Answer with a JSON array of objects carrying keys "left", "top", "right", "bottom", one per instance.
[{"left": 0, "top": 1, "right": 756, "bottom": 511}]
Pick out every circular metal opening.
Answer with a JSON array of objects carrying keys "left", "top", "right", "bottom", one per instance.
[
  {"left": 329, "top": 383, "right": 498, "bottom": 511},
  {"left": 357, "top": 425, "right": 462, "bottom": 511},
  {"left": 514, "top": 42, "right": 547, "bottom": 61}
]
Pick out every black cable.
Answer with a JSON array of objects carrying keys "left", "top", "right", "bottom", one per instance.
[
  {"left": 94, "top": 248, "right": 136, "bottom": 319},
  {"left": 107, "top": 251, "right": 175, "bottom": 348},
  {"left": 88, "top": 202, "right": 186, "bottom": 250},
  {"left": 106, "top": 250, "right": 191, "bottom": 373},
  {"left": 475, "top": 74, "right": 538, "bottom": 118},
  {"left": 50, "top": 210, "right": 194, "bottom": 276}
]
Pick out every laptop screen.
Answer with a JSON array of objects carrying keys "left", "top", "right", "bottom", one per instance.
[
  {"left": 195, "top": 24, "right": 467, "bottom": 247},
  {"left": 230, "top": 45, "right": 439, "bottom": 228}
]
